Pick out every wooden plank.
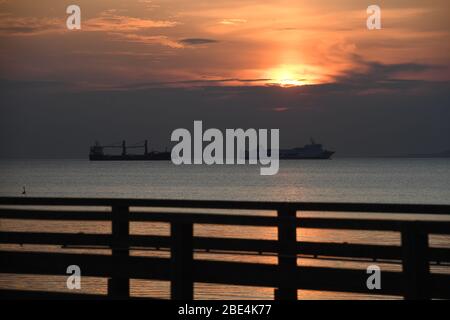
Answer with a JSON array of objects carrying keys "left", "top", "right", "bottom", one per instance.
[
  {"left": 0, "top": 197, "right": 449, "bottom": 214},
  {"left": 401, "top": 223, "right": 430, "bottom": 300},
  {"left": 430, "top": 274, "right": 450, "bottom": 299},
  {"left": 0, "top": 209, "right": 279, "bottom": 226},
  {"left": 1, "top": 230, "right": 447, "bottom": 265},
  {"left": 109, "top": 205, "right": 130, "bottom": 299},
  {"left": 131, "top": 212, "right": 279, "bottom": 226},
  {"left": 296, "top": 202, "right": 450, "bottom": 215},
  {"left": 297, "top": 241, "right": 401, "bottom": 260},
  {"left": 298, "top": 217, "right": 405, "bottom": 231},
  {"left": 0, "top": 289, "right": 157, "bottom": 300},
  {"left": 419, "top": 221, "right": 450, "bottom": 235},
  {"left": 195, "top": 238, "right": 407, "bottom": 262},
  {"left": 0, "top": 231, "right": 396, "bottom": 262},
  {"left": 194, "top": 237, "right": 278, "bottom": 253},
  {"left": 275, "top": 207, "right": 297, "bottom": 300},
  {"left": 192, "top": 260, "right": 404, "bottom": 296},
  {"left": 3, "top": 231, "right": 446, "bottom": 263},
  {"left": 0, "top": 209, "right": 110, "bottom": 221},
  {"left": 0, "top": 251, "right": 170, "bottom": 280},
  {"left": 0, "top": 232, "right": 112, "bottom": 246},
  {"left": 298, "top": 218, "right": 450, "bottom": 234},
  {"left": 2, "top": 209, "right": 449, "bottom": 235},
  {"left": 293, "top": 266, "right": 404, "bottom": 296},
  {"left": 429, "top": 247, "right": 450, "bottom": 263},
  {"left": 0, "top": 289, "right": 110, "bottom": 300},
  {"left": 130, "top": 234, "right": 170, "bottom": 248},
  {"left": 0, "top": 232, "right": 170, "bottom": 249},
  {"left": 170, "top": 222, "right": 194, "bottom": 300},
  {"left": 4, "top": 250, "right": 445, "bottom": 297}
]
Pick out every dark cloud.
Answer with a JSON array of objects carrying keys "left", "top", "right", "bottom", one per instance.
[
  {"left": 337, "top": 56, "right": 437, "bottom": 85},
  {"left": 112, "top": 78, "right": 272, "bottom": 90},
  {"left": 179, "top": 38, "right": 219, "bottom": 45}
]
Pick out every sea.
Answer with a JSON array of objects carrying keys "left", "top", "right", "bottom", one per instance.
[{"left": 0, "top": 158, "right": 449, "bottom": 299}]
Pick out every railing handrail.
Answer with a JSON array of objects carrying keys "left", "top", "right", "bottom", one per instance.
[
  {"left": 1, "top": 196, "right": 450, "bottom": 300},
  {"left": 1, "top": 196, "right": 450, "bottom": 214},
  {"left": 1, "top": 208, "right": 450, "bottom": 234}
]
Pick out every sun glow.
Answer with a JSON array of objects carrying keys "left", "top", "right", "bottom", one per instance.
[{"left": 267, "top": 65, "right": 305, "bottom": 87}]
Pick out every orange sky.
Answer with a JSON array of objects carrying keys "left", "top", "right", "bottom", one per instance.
[{"left": 0, "top": 0, "right": 449, "bottom": 88}]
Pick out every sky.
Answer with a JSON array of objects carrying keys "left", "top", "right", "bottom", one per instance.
[{"left": 0, "top": 0, "right": 449, "bottom": 158}]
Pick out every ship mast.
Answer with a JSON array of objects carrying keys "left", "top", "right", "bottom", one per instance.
[{"left": 122, "top": 140, "right": 126, "bottom": 156}]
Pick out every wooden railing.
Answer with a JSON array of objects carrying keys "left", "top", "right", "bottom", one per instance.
[{"left": 0, "top": 197, "right": 449, "bottom": 300}]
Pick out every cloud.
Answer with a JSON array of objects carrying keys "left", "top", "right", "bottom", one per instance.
[
  {"left": 336, "top": 56, "right": 438, "bottom": 86},
  {"left": 272, "top": 107, "right": 289, "bottom": 112},
  {"left": 110, "top": 78, "right": 273, "bottom": 90},
  {"left": 82, "top": 10, "right": 181, "bottom": 48},
  {"left": 0, "top": 10, "right": 178, "bottom": 36},
  {"left": 138, "top": 0, "right": 160, "bottom": 10},
  {"left": 220, "top": 19, "right": 247, "bottom": 25},
  {"left": 0, "top": 15, "right": 62, "bottom": 35},
  {"left": 84, "top": 10, "right": 178, "bottom": 32},
  {"left": 178, "top": 38, "right": 219, "bottom": 45},
  {"left": 113, "top": 33, "right": 183, "bottom": 48},
  {"left": 0, "top": 9, "right": 183, "bottom": 51}
]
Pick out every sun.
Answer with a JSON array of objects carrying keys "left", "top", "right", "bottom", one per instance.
[
  {"left": 278, "top": 78, "right": 303, "bottom": 87},
  {"left": 267, "top": 65, "right": 304, "bottom": 87}
]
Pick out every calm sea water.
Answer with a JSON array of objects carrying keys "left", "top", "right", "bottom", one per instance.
[
  {"left": 0, "top": 158, "right": 449, "bottom": 203},
  {"left": 1, "top": 158, "right": 449, "bottom": 299}
]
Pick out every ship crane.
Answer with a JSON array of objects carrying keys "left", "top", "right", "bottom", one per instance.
[
  {"left": 92, "top": 140, "right": 149, "bottom": 156},
  {"left": 89, "top": 140, "right": 171, "bottom": 161}
]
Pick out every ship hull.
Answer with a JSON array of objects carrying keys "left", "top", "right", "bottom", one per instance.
[
  {"left": 89, "top": 153, "right": 171, "bottom": 161},
  {"left": 246, "top": 150, "right": 335, "bottom": 160},
  {"left": 280, "top": 151, "right": 335, "bottom": 160}
]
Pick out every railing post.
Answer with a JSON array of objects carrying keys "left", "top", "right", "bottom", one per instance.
[
  {"left": 108, "top": 205, "right": 130, "bottom": 299},
  {"left": 171, "top": 222, "right": 194, "bottom": 300},
  {"left": 401, "top": 222, "right": 430, "bottom": 300},
  {"left": 275, "top": 206, "right": 298, "bottom": 300}
]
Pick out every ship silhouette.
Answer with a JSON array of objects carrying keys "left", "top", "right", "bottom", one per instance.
[
  {"left": 89, "top": 140, "right": 171, "bottom": 161},
  {"left": 245, "top": 138, "right": 334, "bottom": 160},
  {"left": 279, "top": 138, "right": 335, "bottom": 159}
]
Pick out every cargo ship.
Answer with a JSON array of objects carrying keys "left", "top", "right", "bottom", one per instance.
[
  {"left": 246, "top": 139, "right": 334, "bottom": 160},
  {"left": 89, "top": 140, "right": 171, "bottom": 161},
  {"left": 279, "top": 139, "right": 335, "bottom": 159}
]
